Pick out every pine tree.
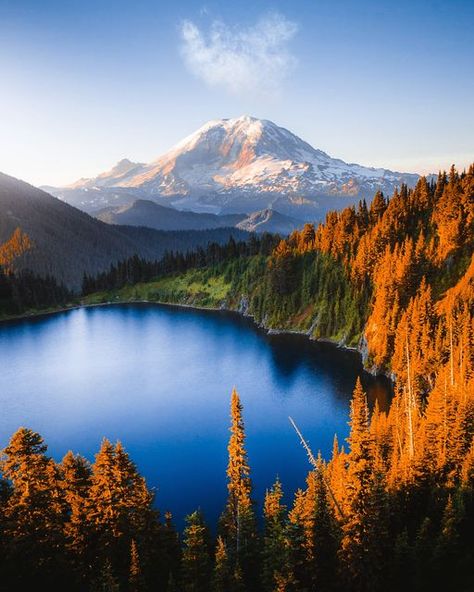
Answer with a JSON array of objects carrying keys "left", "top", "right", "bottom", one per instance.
[
  {"left": 61, "top": 451, "right": 93, "bottom": 587},
  {"left": 161, "top": 511, "right": 181, "bottom": 588},
  {"left": 369, "top": 191, "right": 386, "bottom": 222},
  {"left": 219, "top": 388, "right": 258, "bottom": 590},
  {"left": 286, "top": 489, "right": 311, "bottom": 591},
  {"left": 339, "top": 379, "right": 388, "bottom": 592},
  {"left": 0, "top": 428, "right": 68, "bottom": 587},
  {"left": 262, "top": 478, "right": 288, "bottom": 591},
  {"left": 129, "top": 539, "right": 144, "bottom": 592},
  {"left": 87, "top": 439, "right": 156, "bottom": 586},
  {"left": 311, "top": 468, "right": 340, "bottom": 591},
  {"left": 87, "top": 438, "right": 117, "bottom": 543},
  {"left": 91, "top": 557, "right": 120, "bottom": 592},
  {"left": 212, "top": 536, "right": 231, "bottom": 592},
  {"left": 181, "top": 510, "right": 212, "bottom": 592}
]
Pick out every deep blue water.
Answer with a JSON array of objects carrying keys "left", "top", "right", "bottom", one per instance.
[{"left": 0, "top": 304, "right": 390, "bottom": 528}]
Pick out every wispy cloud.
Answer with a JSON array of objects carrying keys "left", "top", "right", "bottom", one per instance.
[{"left": 180, "top": 13, "right": 298, "bottom": 97}]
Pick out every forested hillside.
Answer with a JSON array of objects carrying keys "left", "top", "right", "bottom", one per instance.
[
  {"left": 85, "top": 165, "right": 473, "bottom": 377},
  {"left": 0, "top": 227, "right": 71, "bottom": 316},
  {"left": 0, "top": 172, "right": 248, "bottom": 290}
]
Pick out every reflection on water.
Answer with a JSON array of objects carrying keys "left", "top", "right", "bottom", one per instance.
[{"left": 0, "top": 303, "right": 391, "bottom": 526}]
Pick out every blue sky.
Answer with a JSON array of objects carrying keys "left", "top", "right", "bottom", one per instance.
[{"left": 1, "top": 0, "right": 473, "bottom": 186}]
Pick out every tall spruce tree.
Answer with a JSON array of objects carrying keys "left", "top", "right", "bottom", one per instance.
[
  {"left": 220, "top": 388, "right": 259, "bottom": 591},
  {"left": 311, "top": 467, "right": 340, "bottom": 592},
  {"left": 129, "top": 538, "right": 144, "bottom": 592},
  {"left": 339, "top": 379, "right": 388, "bottom": 592},
  {"left": 87, "top": 439, "right": 157, "bottom": 587},
  {"left": 181, "top": 510, "right": 212, "bottom": 592},
  {"left": 212, "top": 536, "right": 231, "bottom": 592},
  {"left": 61, "top": 451, "right": 93, "bottom": 589},
  {"left": 262, "top": 478, "right": 289, "bottom": 591}
]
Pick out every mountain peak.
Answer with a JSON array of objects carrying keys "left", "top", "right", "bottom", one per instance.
[
  {"left": 163, "top": 114, "right": 317, "bottom": 172},
  {"left": 55, "top": 116, "right": 420, "bottom": 218},
  {"left": 67, "top": 158, "right": 144, "bottom": 189},
  {"left": 116, "top": 158, "right": 134, "bottom": 167},
  {"left": 233, "top": 114, "right": 258, "bottom": 122},
  {"left": 103, "top": 158, "right": 142, "bottom": 176}
]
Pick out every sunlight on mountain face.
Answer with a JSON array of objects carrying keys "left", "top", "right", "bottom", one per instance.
[{"left": 48, "top": 116, "right": 420, "bottom": 216}]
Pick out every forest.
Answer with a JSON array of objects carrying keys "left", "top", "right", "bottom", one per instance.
[
  {"left": 83, "top": 165, "right": 473, "bottom": 372},
  {"left": 0, "top": 164, "right": 473, "bottom": 590},
  {"left": 0, "top": 364, "right": 473, "bottom": 592},
  {"left": 0, "top": 228, "right": 70, "bottom": 317}
]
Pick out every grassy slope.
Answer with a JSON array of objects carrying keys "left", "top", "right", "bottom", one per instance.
[
  {"left": 83, "top": 269, "right": 232, "bottom": 309},
  {"left": 82, "top": 254, "right": 365, "bottom": 347}
]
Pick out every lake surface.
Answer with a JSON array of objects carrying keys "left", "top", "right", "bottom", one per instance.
[{"left": 0, "top": 304, "right": 390, "bottom": 527}]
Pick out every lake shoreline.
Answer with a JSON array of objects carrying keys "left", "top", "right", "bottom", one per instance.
[
  {"left": 0, "top": 297, "right": 365, "bottom": 361},
  {"left": 0, "top": 293, "right": 392, "bottom": 529}
]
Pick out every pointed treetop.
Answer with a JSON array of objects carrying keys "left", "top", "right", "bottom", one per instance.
[{"left": 347, "top": 377, "right": 372, "bottom": 458}]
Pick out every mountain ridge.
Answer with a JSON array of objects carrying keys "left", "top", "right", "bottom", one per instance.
[
  {"left": 0, "top": 172, "right": 248, "bottom": 290},
  {"left": 95, "top": 199, "right": 299, "bottom": 234}
]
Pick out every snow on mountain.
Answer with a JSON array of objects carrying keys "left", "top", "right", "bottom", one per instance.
[
  {"left": 48, "top": 116, "right": 420, "bottom": 219},
  {"left": 68, "top": 158, "right": 146, "bottom": 189}
]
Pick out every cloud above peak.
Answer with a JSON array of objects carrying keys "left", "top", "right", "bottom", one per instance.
[{"left": 180, "top": 13, "right": 298, "bottom": 96}]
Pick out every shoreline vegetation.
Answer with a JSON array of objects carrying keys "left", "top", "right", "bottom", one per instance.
[
  {"left": 0, "top": 296, "right": 361, "bottom": 347},
  {"left": 2, "top": 165, "right": 473, "bottom": 377},
  {"left": 79, "top": 165, "right": 474, "bottom": 380}
]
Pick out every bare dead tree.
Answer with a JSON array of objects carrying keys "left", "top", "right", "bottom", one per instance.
[{"left": 289, "top": 416, "right": 345, "bottom": 520}]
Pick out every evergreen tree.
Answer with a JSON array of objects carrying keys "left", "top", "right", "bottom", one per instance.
[
  {"left": 220, "top": 388, "right": 258, "bottom": 590},
  {"left": 262, "top": 479, "right": 288, "bottom": 591},
  {"left": 0, "top": 428, "right": 68, "bottom": 588},
  {"left": 181, "top": 510, "right": 212, "bottom": 592},
  {"left": 87, "top": 439, "right": 157, "bottom": 587},
  {"left": 286, "top": 489, "right": 312, "bottom": 591},
  {"left": 339, "top": 379, "right": 388, "bottom": 592},
  {"left": 129, "top": 539, "right": 144, "bottom": 592},
  {"left": 91, "top": 558, "right": 120, "bottom": 592},
  {"left": 161, "top": 511, "right": 181, "bottom": 588},
  {"left": 61, "top": 451, "right": 93, "bottom": 588},
  {"left": 212, "top": 536, "right": 231, "bottom": 592},
  {"left": 311, "top": 468, "right": 340, "bottom": 592}
]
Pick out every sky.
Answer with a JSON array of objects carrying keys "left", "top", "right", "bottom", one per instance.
[{"left": 0, "top": 0, "right": 473, "bottom": 187}]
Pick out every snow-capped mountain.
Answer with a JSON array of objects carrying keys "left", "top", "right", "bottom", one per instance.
[{"left": 47, "top": 116, "right": 419, "bottom": 219}]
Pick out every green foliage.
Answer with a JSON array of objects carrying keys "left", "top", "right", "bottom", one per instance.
[
  {"left": 181, "top": 510, "right": 212, "bottom": 592},
  {"left": 229, "top": 251, "right": 369, "bottom": 344}
]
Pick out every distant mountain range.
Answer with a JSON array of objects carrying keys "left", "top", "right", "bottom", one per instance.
[
  {"left": 95, "top": 199, "right": 299, "bottom": 235},
  {"left": 0, "top": 173, "right": 248, "bottom": 290},
  {"left": 45, "top": 115, "right": 420, "bottom": 220},
  {"left": 1, "top": 117, "right": 424, "bottom": 289},
  {"left": 234, "top": 208, "right": 300, "bottom": 234}
]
